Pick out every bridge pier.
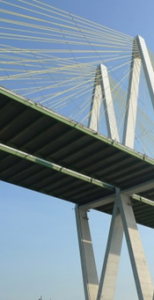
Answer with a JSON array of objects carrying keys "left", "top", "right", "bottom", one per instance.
[
  {"left": 76, "top": 33, "right": 154, "bottom": 300},
  {"left": 75, "top": 190, "right": 154, "bottom": 300},
  {"left": 75, "top": 207, "right": 99, "bottom": 300}
]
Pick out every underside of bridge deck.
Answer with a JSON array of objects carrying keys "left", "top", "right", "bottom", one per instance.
[{"left": 1, "top": 86, "right": 154, "bottom": 227}]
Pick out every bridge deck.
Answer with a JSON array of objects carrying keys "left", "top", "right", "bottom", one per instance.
[{"left": 1, "top": 87, "right": 154, "bottom": 228}]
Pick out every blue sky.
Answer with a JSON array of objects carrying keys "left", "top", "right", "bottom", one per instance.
[{"left": 1, "top": 1, "right": 154, "bottom": 300}]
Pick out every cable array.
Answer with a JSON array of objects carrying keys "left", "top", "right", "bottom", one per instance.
[{"left": 1, "top": 0, "right": 154, "bottom": 159}]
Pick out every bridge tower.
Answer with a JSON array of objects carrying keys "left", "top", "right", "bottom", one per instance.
[{"left": 75, "top": 36, "right": 154, "bottom": 300}]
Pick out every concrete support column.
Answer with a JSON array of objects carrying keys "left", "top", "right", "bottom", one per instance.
[
  {"left": 118, "top": 192, "right": 154, "bottom": 300},
  {"left": 89, "top": 64, "right": 119, "bottom": 142},
  {"left": 96, "top": 201, "right": 123, "bottom": 300},
  {"left": 137, "top": 35, "right": 154, "bottom": 108},
  {"left": 89, "top": 66, "right": 102, "bottom": 131},
  {"left": 123, "top": 37, "right": 141, "bottom": 148},
  {"left": 75, "top": 206, "right": 99, "bottom": 300},
  {"left": 100, "top": 64, "right": 119, "bottom": 141}
]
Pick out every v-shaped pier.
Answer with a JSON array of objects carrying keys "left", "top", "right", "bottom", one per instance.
[{"left": 75, "top": 35, "right": 154, "bottom": 300}]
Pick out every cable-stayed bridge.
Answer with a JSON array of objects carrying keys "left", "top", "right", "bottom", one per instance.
[{"left": 1, "top": 1, "right": 154, "bottom": 300}]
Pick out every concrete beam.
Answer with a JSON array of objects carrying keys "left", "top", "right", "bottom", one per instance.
[
  {"left": 0, "top": 143, "right": 114, "bottom": 191},
  {"left": 79, "top": 178, "right": 154, "bottom": 210}
]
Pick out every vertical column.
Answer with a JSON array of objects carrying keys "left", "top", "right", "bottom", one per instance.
[
  {"left": 93, "top": 66, "right": 121, "bottom": 300},
  {"left": 89, "top": 66, "right": 102, "bottom": 131},
  {"left": 89, "top": 64, "right": 119, "bottom": 142},
  {"left": 100, "top": 64, "right": 119, "bottom": 141},
  {"left": 122, "top": 40, "right": 154, "bottom": 299},
  {"left": 137, "top": 35, "right": 154, "bottom": 109},
  {"left": 118, "top": 192, "right": 154, "bottom": 300},
  {"left": 75, "top": 206, "right": 99, "bottom": 300},
  {"left": 123, "top": 37, "right": 141, "bottom": 148},
  {"left": 88, "top": 64, "right": 121, "bottom": 300},
  {"left": 96, "top": 199, "right": 123, "bottom": 300}
]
